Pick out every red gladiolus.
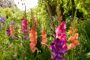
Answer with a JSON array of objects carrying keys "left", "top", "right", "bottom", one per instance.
[
  {"left": 29, "top": 27, "right": 37, "bottom": 53},
  {"left": 21, "top": 17, "right": 28, "bottom": 34}
]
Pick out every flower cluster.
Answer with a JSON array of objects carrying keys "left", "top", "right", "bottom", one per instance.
[
  {"left": 41, "top": 29, "right": 47, "bottom": 47},
  {"left": 67, "top": 27, "right": 79, "bottom": 50},
  {"left": 50, "top": 21, "right": 67, "bottom": 60},
  {"left": 21, "top": 16, "right": 28, "bottom": 34},
  {"left": 29, "top": 27, "right": 37, "bottom": 53}
]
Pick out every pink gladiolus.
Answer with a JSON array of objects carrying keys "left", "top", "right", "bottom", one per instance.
[
  {"left": 50, "top": 21, "right": 67, "bottom": 60},
  {"left": 21, "top": 17, "right": 28, "bottom": 33},
  {"left": 55, "top": 21, "right": 66, "bottom": 40}
]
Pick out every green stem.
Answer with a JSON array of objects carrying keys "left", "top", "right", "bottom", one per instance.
[
  {"left": 71, "top": 0, "right": 76, "bottom": 19},
  {"left": 72, "top": 49, "right": 74, "bottom": 60}
]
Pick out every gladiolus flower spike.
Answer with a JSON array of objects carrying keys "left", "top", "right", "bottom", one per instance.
[
  {"left": 50, "top": 21, "right": 67, "bottom": 60},
  {"left": 29, "top": 27, "right": 37, "bottom": 53},
  {"left": 67, "top": 27, "right": 79, "bottom": 50},
  {"left": 41, "top": 29, "right": 47, "bottom": 47},
  {"left": 21, "top": 16, "right": 28, "bottom": 34}
]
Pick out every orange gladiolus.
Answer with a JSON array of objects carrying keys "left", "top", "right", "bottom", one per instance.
[
  {"left": 68, "top": 43, "right": 76, "bottom": 50},
  {"left": 29, "top": 27, "right": 37, "bottom": 53},
  {"left": 74, "top": 33, "right": 79, "bottom": 39},
  {"left": 67, "top": 28, "right": 79, "bottom": 50},
  {"left": 73, "top": 40, "right": 79, "bottom": 46},
  {"left": 30, "top": 43, "right": 37, "bottom": 53},
  {"left": 71, "top": 36, "right": 75, "bottom": 41},
  {"left": 41, "top": 30, "right": 47, "bottom": 47},
  {"left": 10, "top": 24, "right": 14, "bottom": 37}
]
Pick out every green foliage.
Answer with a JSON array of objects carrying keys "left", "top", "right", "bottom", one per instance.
[{"left": 77, "top": 19, "right": 90, "bottom": 60}]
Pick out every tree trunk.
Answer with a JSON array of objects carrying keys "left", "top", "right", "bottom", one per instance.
[{"left": 71, "top": 0, "right": 76, "bottom": 19}]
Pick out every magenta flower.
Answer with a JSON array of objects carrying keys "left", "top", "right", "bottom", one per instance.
[
  {"left": 21, "top": 17, "right": 28, "bottom": 33},
  {"left": 50, "top": 21, "right": 67, "bottom": 60},
  {"left": 55, "top": 21, "right": 66, "bottom": 40}
]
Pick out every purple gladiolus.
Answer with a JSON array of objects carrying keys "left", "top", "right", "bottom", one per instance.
[
  {"left": 0, "top": 17, "right": 5, "bottom": 23},
  {"left": 50, "top": 39, "right": 67, "bottom": 53},
  {"left": 50, "top": 21, "right": 67, "bottom": 60},
  {"left": 50, "top": 38, "right": 67, "bottom": 60}
]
